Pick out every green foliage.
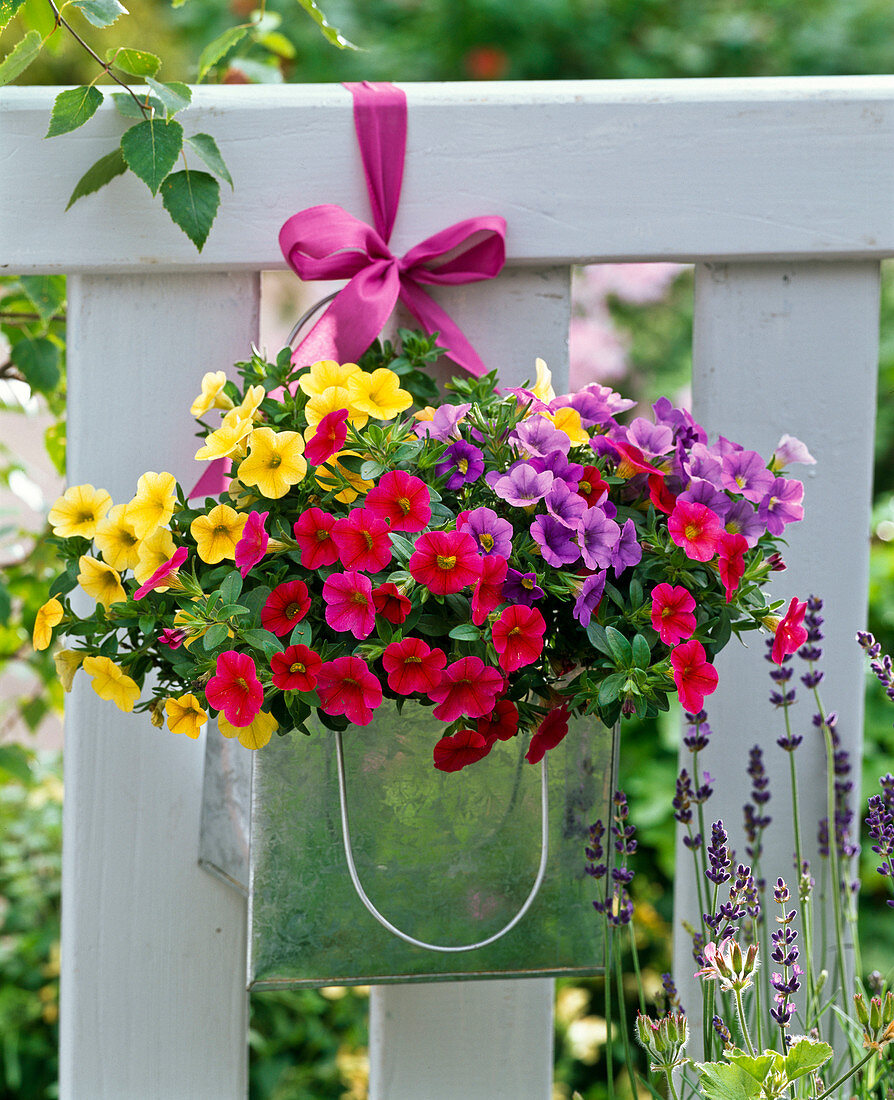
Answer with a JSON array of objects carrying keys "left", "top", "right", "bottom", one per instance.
[
  {"left": 69, "top": 0, "right": 127, "bottom": 29},
  {"left": 160, "top": 167, "right": 220, "bottom": 249},
  {"left": 0, "top": 28, "right": 41, "bottom": 84},
  {"left": 65, "top": 146, "right": 128, "bottom": 208},
  {"left": 120, "top": 115, "right": 184, "bottom": 194},
  {"left": 45, "top": 84, "right": 103, "bottom": 136},
  {"left": 104, "top": 45, "right": 161, "bottom": 77}
]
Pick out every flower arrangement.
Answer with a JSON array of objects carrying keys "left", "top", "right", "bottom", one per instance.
[{"left": 35, "top": 329, "right": 812, "bottom": 770}]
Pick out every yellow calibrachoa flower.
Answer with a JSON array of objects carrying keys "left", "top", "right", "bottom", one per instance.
[
  {"left": 346, "top": 368, "right": 412, "bottom": 421},
  {"left": 165, "top": 693, "right": 207, "bottom": 739},
  {"left": 231, "top": 383, "right": 266, "bottom": 421},
  {"left": 219, "top": 711, "right": 278, "bottom": 750},
  {"left": 127, "top": 471, "right": 177, "bottom": 540},
  {"left": 305, "top": 386, "right": 368, "bottom": 429},
  {"left": 191, "top": 504, "right": 248, "bottom": 564},
  {"left": 190, "top": 371, "right": 234, "bottom": 417},
  {"left": 54, "top": 648, "right": 83, "bottom": 692},
  {"left": 237, "top": 427, "right": 308, "bottom": 500},
  {"left": 531, "top": 357, "right": 556, "bottom": 403},
  {"left": 315, "top": 451, "right": 374, "bottom": 504},
  {"left": 94, "top": 504, "right": 142, "bottom": 571},
  {"left": 545, "top": 407, "right": 589, "bottom": 446},
  {"left": 47, "top": 484, "right": 112, "bottom": 539},
  {"left": 134, "top": 527, "right": 177, "bottom": 586},
  {"left": 413, "top": 406, "right": 437, "bottom": 423},
  {"left": 195, "top": 409, "right": 254, "bottom": 461},
  {"left": 77, "top": 555, "right": 126, "bottom": 609},
  {"left": 82, "top": 655, "right": 140, "bottom": 712},
  {"left": 33, "top": 598, "right": 63, "bottom": 651},
  {"left": 298, "top": 359, "right": 361, "bottom": 399}
]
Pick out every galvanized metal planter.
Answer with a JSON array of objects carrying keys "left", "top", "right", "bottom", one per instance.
[{"left": 200, "top": 702, "right": 616, "bottom": 989}]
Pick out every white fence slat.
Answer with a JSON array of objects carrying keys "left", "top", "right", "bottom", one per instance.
[
  {"left": 673, "top": 261, "right": 879, "bottom": 1031},
  {"left": 6, "top": 77, "right": 894, "bottom": 273},
  {"left": 61, "top": 273, "right": 258, "bottom": 1098}
]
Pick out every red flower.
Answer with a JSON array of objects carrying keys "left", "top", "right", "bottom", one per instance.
[
  {"left": 433, "top": 728, "right": 493, "bottom": 772},
  {"left": 577, "top": 466, "right": 610, "bottom": 509},
  {"left": 316, "top": 655, "right": 382, "bottom": 726},
  {"left": 293, "top": 507, "right": 339, "bottom": 569},
  {"left": 718, "top": 532, "right": 749, "bottom": 603},
  {"left": 429, "top": 656, "right": 503, "bottom": 721},
  {"left": 381, "top": 637, "right": 446, "bottom": 695},
  {"left": 650, "top": 583, "right": 696, "bottom": 645},
  {"left": 262, "top": 580, "right": 311, "bottom": 637},
  {"left": 332, "top": 507, "right": 392, "bottom": 573},
  {"left": 525, "top": 705, "right": 570, "bottom": 764},
  {"left": 270, "top": 644, "right": 322, "bottom": 691},
  {"left": 471, "top": 553, "right": 508, "bottom": 626},
  {"left": 134, "top": 546, "right": 188, "bottom": 600},
  {"left": 305, "top": 409, "right": 349, "bottom": 466},
  {"left": 670, "top": 640, "right": 719, "bottom": 713},
  {"left": 409, "top": 529, "right": 482, "bottom": 596},
  {"left": 772, "top": 597, "right": 808, "bottom": 664},
  {"left": 372, "top": 582, "right": 411, "bottom": 624},
  {"left": 477, "top": 699, "right": 519, "bottom": 743},
  {"left": 491, "top": 604, "right": 546, "bottom": 672},
  {"left": 158, "top": 627, "right": 186, "bottom": 649},
  {"left": 647, "top": 473, "right": 677, "bottom": 515},
  {"left": 668, "top": 500, "right": 724, "bottom": 563},
  {"left": 365, "top": 470, "right": 431, "bottom": 532},
  {"left": 206, "top": 650, "right": 264, "bottom": 727},
  {"left": 235, "top": 510, "right": 269, "bottom": 578},
  {"left": 610, "top": 440, "right": 662, "bottom": 478},
  {"left": 322, "top": 570, "right": 376, "bottom": 639}
]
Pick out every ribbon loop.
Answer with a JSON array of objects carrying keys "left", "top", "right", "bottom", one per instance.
[{"left": 279, "top": 82, "right": 506, "bottom": 377}]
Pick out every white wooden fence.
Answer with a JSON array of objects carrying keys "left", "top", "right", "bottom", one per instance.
[{"left": 1, "top": 77, "right": 885, "bottom": 1097}]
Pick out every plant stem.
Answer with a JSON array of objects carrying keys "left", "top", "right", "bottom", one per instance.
[
  {"left": 813, "top": 1049, "right": 877, "bottom": 1099},
  {"left": 734, "top": 987, "right": 757, "bottom": 1055},
  {"left": 613, "top": 945, "right": 640, "bottom": 1100}
]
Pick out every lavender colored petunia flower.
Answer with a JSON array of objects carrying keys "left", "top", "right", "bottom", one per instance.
[
  {"left": 576, "top": 507, "right": 621, "bottom": 571},
  {"left": 773, "top": 434, "right": 816, "bottom": 469},
  {"left": 685, "top": 442, "right": 724, "bottom": 487},
  {"left": 459, "top": 507, "right": 513, "bottom": 558},
  {"left": 531, "top": 513, "right": 580, "bottom": 567},
  {"left": 545, "top": 480, "right": 587, "bottom": 529},
  {"left": 652, "top": 396, "right": 707, "bottom": 447},
  {"left": 573, "top": 571, "right": 606, "bottom": 626},
  {"left": 492, "top": 462, "right": 554, "bottom": 507},
  {"left": 723, "top": 498, "right": 765, "bottom": 547},
  {"left": 530, "top": 451, "right": 584, "bottom": 490},
  {"left": 503, "top": 568, "right": 545, "bottom": 606},
  {"left": 611, "top": 518, "right": 642, "bottom": 577},
  {"left": 435, "top": 440, "right": 484, "bottom": 490},
  {"left": 509, "top": 415, "right": 571, "bottom": 458},
  {"left": 415, "top": 403, "right": 471, "bottom": 442},
  {"left": 679, "top": 477, "right": 732, "bottom": 521},
  {"left": 721, "top": 450, "right": 775, "bottom": 504},
  {"left": 758, "top": 477, "right": 804, "bottom": 536},
  {"left": 626, "top": 417, "right": 674, "bottom": 459}
]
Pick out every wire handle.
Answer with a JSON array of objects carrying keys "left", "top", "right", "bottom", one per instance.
[{"left": 334, "top": 729, "right": 550, "bottom": 953}]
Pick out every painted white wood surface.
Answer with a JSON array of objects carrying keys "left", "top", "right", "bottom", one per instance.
[
  {"left": 673, "top": 261, "right": 879, "bottom": 1032},
  {"left": 61, "top": 273, "right": 258, "bottom": 1098},
  {"left": 5, "top": 77, "right": 894, "bottom": 273}
]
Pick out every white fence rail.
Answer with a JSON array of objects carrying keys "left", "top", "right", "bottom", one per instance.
[{"left": 1, "top": 77, "right": 886, "bottom": 1097}]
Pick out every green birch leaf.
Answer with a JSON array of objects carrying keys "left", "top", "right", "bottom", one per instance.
[
  {"left": 196, "top": 26, "right": 247, "bottom": 82},
  {"left": 144, "top": 77, "right": 191, "bottom": 118},
  {"left": 160, "top": 169, "right": 220, "bottom": 251},
  {"left": 185, "top": 133, "right": 233, "bottom": 187},
  {"left": 70, "top": 0, "right": 127, "bottom": 27},
  {"left": 105, "top": 46, "right": 161, "bottom": 77},
  {"left": 0, "top": 29, "right": 41, "bottom": 86},
  {"left": 66, "top": 146, "right": 127, "bottom": 208},
  {"left": 120, "top": 117, "right": 183, "bottom": 195},
  {"left": 11, "top": 337, "right": 61, "bottom": 393},
  {"left": 111, "top": 92, "right": 164, "bottom": 119},
  {"left": 259, "top": 30, "right": 296, "bottom": 58},
  {"left": 294, "top": 0, "right": 356, "bottom": 49},
  {"left": 0, "top": 0, "right": 29, "bottom": 33},
  {"left": 20, "top": 275, "right": 65, "bottom": 329},
  {"left": 46, "top": 86, "right": 104, "bottom": 137}
]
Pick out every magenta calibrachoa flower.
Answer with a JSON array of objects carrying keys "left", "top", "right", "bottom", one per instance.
[{"left": 322, "top": 571, "right": 376, "bottom": 639}]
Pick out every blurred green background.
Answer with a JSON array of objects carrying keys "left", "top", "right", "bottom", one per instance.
[{"left": 2, "top": 0, "right": 894, "bottom": 1096}]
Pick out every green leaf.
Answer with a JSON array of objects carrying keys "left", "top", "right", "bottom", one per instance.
[
  {"left": 0, "top": 744, "right": 33, "bottom": 785},
  {"left": 693, "top": 1062, "right": 762, "bottom": 1100},
  {"left": 111, "top": 92, "right": 165, "bottom": 119},
  {"left": 45, "top": 420, "right": 66, "bottom": 474},
  {"left": 585, "top": 621, "right": 613, "bottom": 657},
  {"left": 121, "top": 117, "right": 183, "bottom": 195},
  {"left": 597, "top": 672, "right": 625, "bottom": 707},
  {"left": 360, "top": 460, "right": 385, "bottom": 480},
  {"left": 11, "top": 337, "right": 60, "bottom": 392},
  {"left": 289, "top": 620, "right": 312, "bottom": 646},
  {"left": 784, "top": 1039, "right": 833, "bottom": 1081},
  {"left": 604, "top": 625, "right": 633, "bottom": 667},
  {"left": 0, "top": 0, "right": 29, "bottom": 33},
  {"left": 20, "top": 275, "right": 65, "bottom": 328},
  {"left": 185, "top": 133, "right": 233, "bottom": 188},
  {"left": 105, "top": 46, "right": 161, "bottom": 77},
  {"left": 241, "top": 628, "right": 283, "bottom": 657},
  {"left": 389, "top": 533, "right": 416, "bottom": 563},
  {"left": 294, "top": 0, "right": 357, "bottom": 49},
  {"left": 70, "top": 0, "right": 127, "bottom": 27},
  {"left": 448, "top": 623, "right": 481, "bottom": 641},
  {"left": 203, "top": 622, "right": 229, "bottom": 650},
  {"left": 46, "top": 85, "right": 104, "bottom": 137},
  {"left": 259, "top": 30, "right": 296, "bottom": 59},
  {"left": 631, "top": 633, "right": 651, "bottom": 670},
  {"left": 144, "top": 77, "right": 191, "bottom": 118},
  {"left": 724, "top": 1052, "right": 778, "bottom": 1082},
  {"left": 66, "top": 146, "right": 127, "bottom": 208},
  {"left": 196, "top": 26, "right": 247, "bottom": 82},
  {"left": 160, "top": 169, "right": 220, "bottom": 251},
  {"left": 0, "top": 29, "right": 41, "bottom": 86},
  {"left": 219, "top": 569, "right": 243, "bottom": 605}
]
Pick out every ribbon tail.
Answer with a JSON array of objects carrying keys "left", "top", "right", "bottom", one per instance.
[
  {"left": 189, "top": 457, "right": 229, "bottom": 500},
  {"left": 398, "top": 279, "right": 488, "bottom": 378}
]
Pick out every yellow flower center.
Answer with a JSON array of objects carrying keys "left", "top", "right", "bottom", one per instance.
[
  {"left": 363, "top": 532, "right": 373, "bottom": 549},
  {"left": 236, "top": 677, "right": 248, "bottom": 691},
  {"left": 352, "top": 592, "right": 368, "bottom": 605},
  {"left": 398, "top": 496, "right": 411, "bottom": 515},
  {"left": 79, "top": 510, "right": 96, "bottom": 524},
  {"left": 405, "top": 655, "right": 421, "bottom": 664},
  {"left": 290, "top": 661, "right": 306, "bottom": 674},
  {"left": 285, "top": 602, "right": 302, "bottom": 619},
  {"left": 522, "top": 577, "right": 534, "bottom": 590},
  {"left": 436, "top": 555, "right": 457, "bottom": 571},
  {"left": 269, "top": 456, "right": 282, "bottom": 469},
  {"left": 480, "top": 534, "right": 494, "bottom": 551},
  {"left": 580, "top": 480, "right": 591, "bottom": 494},
  {"left": 684, "top": 523, "right": 700, "bottom": 541},
  {"left": 458, "top": 459, "right": 469, "bottom": 474},
  {"left": 215, "top": 525, "right": 230, "bottom": 538}
]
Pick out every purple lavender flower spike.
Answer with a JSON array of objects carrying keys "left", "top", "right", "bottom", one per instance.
[
  {"left": 758, "top": 477, "right": 804, "bottom": 536},
  {"left": 573, "top": 572, "right": 606, "bottom": 627},
  {"left": 611, "top": 518, "right": 642, "bottom": 577},
  {"left": 866, "top": 775, "right": 894, "bottom": 905},
  {"left": 706, "top": 821, "right": 732, "bottom": 886},
  {"left": 509, "top": 415, "right": 570, "bottom": 458},
  {"left": 721, "top": 449, "right": 776, "bottom": 504},
  {"left": 503, "top": 568, "right": 544, "bottom": 606},
  {"left": 459, "top": 507, "right": 513, "bottom": 558},
  {"left": 531, "top": 513, "right": 580, "bottom": 567},
  {"left": 492, "top": 462, "right": 553, "bottom": 507},
  {"left": 435, "top": 439, "right": 484, "bottom": 490},
  {"left": 545, "top": 479, "right": 587, "bottom": 529},
  {"left": 576, "top": 507, "right": 621, "bottom": 571}
]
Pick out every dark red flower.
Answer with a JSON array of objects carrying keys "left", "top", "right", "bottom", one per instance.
[
  {"left": 471, "top": 553, "right": 508, "bottom": 626},
  {"left": 577, "top": 466, "right": 611, "bottom": 509},
  {"left": 305, "top": 408, "right": 349, "bottom": 466},
  {"left": 293, "top": 507, "right": 339, "bottom": 569},
  {"left": 429, "top": 656, "right": 503, "bottom": 721},
  {"left": 365, "top": 470, "right": 431, "bottom": 532},
  {"left": 270, "top": 644, "right": 322, "bottom": 691},
  {"left": 234, "top": 510, "right": 269, "bottom": 578},
  {"left": 525, "top": 705, "right": 570, "bottom": 764},
  {"left": 718, "top": 532, "right": 749, "bottom": 603},
  {"left": 647, "top": 473, "right": 677, "bottom": 515},
  {"left": 409, "top": 530, "right": 482, "bottom": 596},
  {"left": 315, "top": 655, "right": 382, "bottom": 726},
  {"left": 491, "top": 604, "right": 546, "bottom": 672},
  {"left": 381, "top": 638, "right": 446, "bottom": 695},
  {"left": 772, "top": 597, "right": 808, "bottom": 665},
  {"left": 477, "top": 700, "right": 519, "bottom": 743},
  {"left": 205, "top": 650, "right": 264, "bottom": 727},
  {"left": 372, "top": 582, "right": 411, "bottom": 625},
  {"left": 433, "top": 728, "right": 493, "bottom": 772},
  {"left": 262, "top": 580, "right": 311, "bottom": 637}
]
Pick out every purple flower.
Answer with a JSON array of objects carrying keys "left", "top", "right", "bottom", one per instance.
[
  {"left": 545, "top": 480, "right": 587, "bottom": 528},
  {"left": 415, "top": 403, "right": 471, "bottom": 441},
  {"left": 652, "top": 397, "right": 706, "bottom": 447},
  {"left": 679, "top": 478, "right": 731, "bottom": 521},
  {"left": 685, "top": 442, "right": 723, "bottom": 486},
  {"left": 557, "top": 383, "right": 635, "bottom": 426},
  {"left": 773, "top": 434, "right": 816, "bottom": 469},
  {"left": 721, "top": 450, "right": 775, "bottom": 504},
  {"left": 758, "top": 477, "right": 804, "bottom": 536},
  {"left": 491, "top": 462, "right": 553, "bottom": 507},
  {"left": 435, "top": 440, "right": 484, "bottom": 490},
  {"left": 573, "top": 572, "right": 606, "bottom": 626},
  {"left": 529, "top": 451, "right": 583, "bottom": 490},
  {"left": 531, "top": 513, "right": 580, "bottom": 567},
  {"left": 625, "top": 417, "right": 674, "bottom": 458},
  {"left": 509, "top": 416, "right": 570, "bottom": 458},
  {"left": 611, "top": 518, "right": 642, "bottom": 577},
  {"left": 576, "top": 507, "right": 620, "bottom": 571},
  {"left": 503, "top": 568, "right": 544, "bottom": 606},
  {"left": 723, "top": 498, "right": 765, "bottom": 548},
  {"left": 706, "top": 820, "right": 731, "bottom": 886},
  {"left": 458, "top": 507, "right": 513, "bottom": 558}
]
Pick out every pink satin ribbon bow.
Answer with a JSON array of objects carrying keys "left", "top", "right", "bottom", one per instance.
[{"left": 279, "top": 81, "right": 507, "bottom": 377}]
